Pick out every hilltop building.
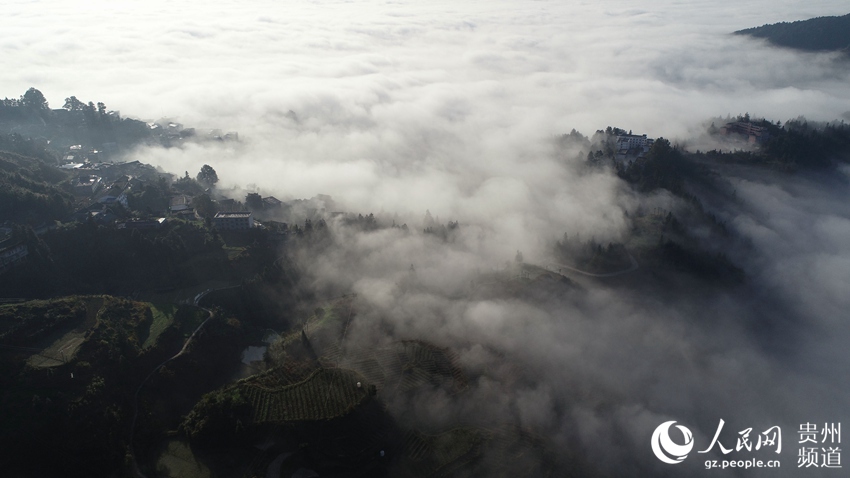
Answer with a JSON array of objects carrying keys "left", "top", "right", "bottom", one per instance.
[
  {"left": 617, "top": 133, "right": 652, "bottom": 149},
  {"left": 615, "top": 133, "right": 655, "bottom": 164},
  {"left": 720, "top": 122, "right": 769, "bottom": 143}
]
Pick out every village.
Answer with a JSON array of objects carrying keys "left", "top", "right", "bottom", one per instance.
[{"left": 1, "top": 108, "right": 769, "bottom": 281}]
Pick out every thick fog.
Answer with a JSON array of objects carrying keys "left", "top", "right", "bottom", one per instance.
[
  {"left": 5, "top": 0, "right": 850, "bottom": 210},
  {"left": 5, "top": 0, "right": 850, "bottom": 475},
  {"left": 299, "top": 165, "right": 850, "bottom": 476}
]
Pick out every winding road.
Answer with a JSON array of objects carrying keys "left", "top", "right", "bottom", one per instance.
[{"left": 129, "top": 299, "right": 216, "bottom": 478}]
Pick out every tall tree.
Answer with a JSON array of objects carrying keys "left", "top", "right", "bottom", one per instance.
[
  {"left": 20, "top": 87, "right": 48, "bottom": 110},
  {"left": 197, "top": 164, "right": 219, "bottom": 187},
  {"left": 245, "top": 193, "right": 263, "bottom": 211},
  {"left": 63, "top": 96, "right": 85, "bottom": 111},
  {"left": 193, "top": 193, "right": 217, "bottom": 219}
]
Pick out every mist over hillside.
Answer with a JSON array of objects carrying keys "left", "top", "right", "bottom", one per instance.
[{"left": 2, "top": 1, "right": 850, "bottom": 477}]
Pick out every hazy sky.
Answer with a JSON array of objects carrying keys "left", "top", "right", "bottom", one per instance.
[{"left": 6, "top": 1, "right": 850, "bottom": 131}]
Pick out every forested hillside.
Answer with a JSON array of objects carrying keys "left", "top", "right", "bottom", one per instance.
[{"left": 736, "top": 13, "right": 850, "bottom": 53}]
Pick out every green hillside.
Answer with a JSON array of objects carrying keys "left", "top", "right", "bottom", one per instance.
[{"left": 0, "top": 149, "right": 73, "bottom": 222}]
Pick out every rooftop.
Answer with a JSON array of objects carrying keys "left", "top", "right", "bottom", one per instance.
[{"left": 215, "top": 212, "right": 252, "bottom": 218}]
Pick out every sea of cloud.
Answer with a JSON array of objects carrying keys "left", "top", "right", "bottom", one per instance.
[
  {"left": 4, "top": 0, "right": 850, "bottom": 211},
  {"left": 4, "top": 0, "right": 850, "bottom": 475}
]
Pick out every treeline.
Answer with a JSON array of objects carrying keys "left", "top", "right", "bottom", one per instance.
[
  {"left": 0, "top": 132, "right": 58, "bottom": 162},
  {"left": 656, "top": 239, "right": 744, "bottom": 284},
  {"left": 700, "top": 118, "right": 850, "bottom": 170},
  {"left": 618, "top": 138, "right": 703, "bottom": 194},
  {"left": 554, "top": 233, "right": 631, "bottom": 273},
  {"left": 1, "top": 87, "right": 153, "bottom": 154},
  {"left": 423, "top": 220, "right": 459, "bottom": 241},
  {"left": 653, "top": 212, "right": 743, "bottom": 285},
  {"left": 0, "top": 150, "right": 75, "bottom": 223},
  {"left": 762, "top": 119, "right": 850, "bottom": 169},
  {"left": 0, "top": 220, "right": 232, "bottom": 296},
  {"left": 0, "top": 296, "right": 88, "bottom": 346}
]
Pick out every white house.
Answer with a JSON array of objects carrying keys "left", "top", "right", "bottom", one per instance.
[{"left": 214, "top": 212, "right": 254, "bottom": 230}]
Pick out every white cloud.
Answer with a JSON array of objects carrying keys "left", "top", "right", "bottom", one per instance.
[{"left": 4, "top": 1, "right": 850, "bottom": 474}]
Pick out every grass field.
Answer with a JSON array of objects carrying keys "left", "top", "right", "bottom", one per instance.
[
  {"left": 143, "top": 303, "right": 177, "bottom": 349},
  {"left": 223, "top": 245, "right": 246, "bottom": 260}
]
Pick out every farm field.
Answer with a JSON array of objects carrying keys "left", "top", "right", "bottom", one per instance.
[
  {"left": 25, "top": 331, "right": 85, "bottom": 368},
  {"left": 344, "top": 340, "right": 468, "bottom": 397},
  {"left": 397, "top": 425, "right": 559, "bottom": 478},
  {"left": 0, "top": 296, "right": 104, "bottom": 368},
  {"left": 239, "top": 367, "right": 371, "bottom": 423}
]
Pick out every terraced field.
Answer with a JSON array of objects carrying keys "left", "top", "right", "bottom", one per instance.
[
  {"left": 397, "top": 425, "right": 558, "bottom": 478},
  {"left": 265, "top": 296, "right": 355, "bottom": 365},
  {"left": 343, "top": 340, "right": 468, "bottom": 396},
  {"left": 239, "top": 368, "right": 371, "bottom": 423},
  {"left": 398, "top": 427, "right": 489, "bottom": 477},
  {"left": 267, "top": 312, "right": 467, "bottom": 397}
]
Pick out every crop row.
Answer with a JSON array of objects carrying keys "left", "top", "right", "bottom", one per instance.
[{"left": 241, "top": 368, "right": 368, "bottom": 423}]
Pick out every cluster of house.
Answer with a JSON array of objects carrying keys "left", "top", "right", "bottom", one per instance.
[
  {"left": 615, "top": 133, "right": 655, "bottom": 164},
  {"left": 62, "top": 142, "right": 160, "bottom": 203},
  {"left": 50, "top": 134, "right": 288, "bottom": 236},
  {"left": 112, "top": 212, "right": 254, "bottom": 230},
  {"left": 76, "top": 197, "right": 260, "bottom": 231},
  {"left": 68, "top": 170, "right": 146, "bottom": 225},
  {"left": 160, "top": 194, "right": 258, "bottom": 230},
  {"left": 146, "top": 121, "right": 239, "bottom": 143},
  {"left": 65, "top": 170, "right": 270, "bottom": 233},
  {"left": 719, "top": 121, "right": 770, "bottom": 144},
  {"left": 59, "top": 143, "right": 117, "bottom": 170},
  {"left": 109, "top": 211, "right": 256, "bottom": 231}
]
